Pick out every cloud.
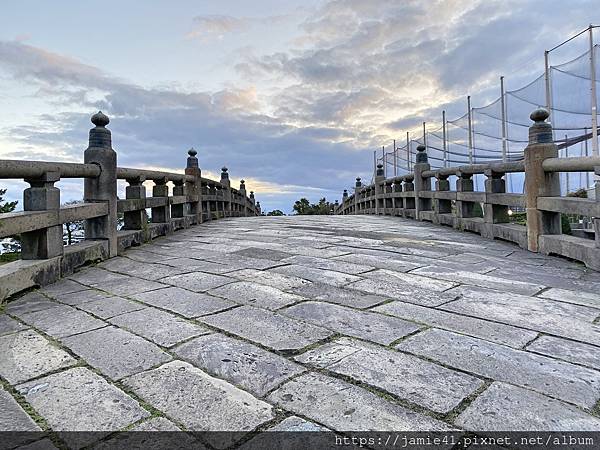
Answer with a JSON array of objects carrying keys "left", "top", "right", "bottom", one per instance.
[{"left": 186, "top": 15, "right": 248, "bottom": 41}]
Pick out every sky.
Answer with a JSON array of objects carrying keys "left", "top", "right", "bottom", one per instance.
[{"left": 0, "top": 0, "right": 598, "bottom": 213}]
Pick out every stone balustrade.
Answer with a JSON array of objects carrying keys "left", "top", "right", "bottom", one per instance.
[
  {"left": 336, "top": 108, "right": 600, "bottom": 271},
  {"left": 0, "top": 111, "right": 260, "bottom": 299}
]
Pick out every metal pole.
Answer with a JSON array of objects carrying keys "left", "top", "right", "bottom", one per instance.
[
  {"left": 590, "top": 25, "right": 599, "bottom": 156},
  {"left": 442, "top": 110, "right": 447, "bottom": 168},
  {"left": 393, "top": 139, "right": 397, "bottom": 176},
  {"left": 585, "top": 127, "right": 590, "bottom": 188},
  {"left": 544, "top": 50, "right": 552, "bottom": 120},
  {"left": 422, "top": 122, "right": 426, "bottom": 148},
  {"left": 467, "top": 96, "right": 473, "bottom": 164},
  {"left": 373, "top": 150, "right": 376, "bottom": 182},
  {"left": 382, "top": 146, "right": 386, "bottom": 178},
  {"left": 406, "top": 132, "right": 410, "bottom": 171},
  {"left": 500, "top": 76, "right": 508, "bottom": 162},
  {"left": 565, "top": 134, "right": 570, "bottom": 194}
]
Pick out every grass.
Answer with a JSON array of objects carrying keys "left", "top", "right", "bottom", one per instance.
[{"left": 0, "top": 251, "right": 20, "bottom": 265}]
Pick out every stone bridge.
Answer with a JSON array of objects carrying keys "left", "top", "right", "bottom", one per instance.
[{"left": 1, "top": 111, "right": 600, "bottom": 447}]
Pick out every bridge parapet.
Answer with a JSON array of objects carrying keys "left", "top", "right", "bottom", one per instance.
[
  {"left": 336, "top": 108, "right": 600, "bottom": 271},
  {"left": 0, "top": 112, "right": 260, "bottom": 299}
]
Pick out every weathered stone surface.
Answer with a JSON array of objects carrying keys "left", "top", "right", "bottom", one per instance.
[
  {"left": 69, "top": 267, "right": 167, "bottom": 296},
  {"left": 76, "top": 295, "right": 145, "bottom": 319},
  {"left": 411, "top": 266, "right": 544, "bottom": 295},
  {"left": 456, "top": 382, "right": 600, "bottom": 431},
  {"left": 229, "top": 268, "right": 311, "bottom": 290},
  {"left": 109, "top": 307, "right": 210, "bottom": 347},
  {"left": 266, "top": 416, "right": 329, "bottom": 431},
  {"left": 538, "top": 287, "right": 600, "bottom": 309},
  {"left": 333, "top": 252, "right": 424, "bottom": 273},
  {"left": 17, "top": 367, "right": 148, "bottom": 437},
  {"left": 296, "top": 337, "right": 483, "bottom": 413},
  {"left": 281, "top": 255, "right": 373, "bottom": 275},
  {"left": 123, "top": 361, "right": 274, "bottom": 436},
  {"left": 209, "top": 281, "right": 303, "bottom": 310},
  {"left": 267, "top": 373, "right": 453, "bottom": 431},
  {"left": 270, "top": 265, "right": 361, "bottom": 287},
  {"left": 161, "top": 272, "right": 234, "bottom": 292},
  {"left": 40, "top": 279, "right": 88, "bottom": 297},
  {"left": 239, "top": 416, "right": 331, "bottom": 450},
  {"left": 62, "top": 326, "right": 171, "bottom": 380},
  {"left": 98, "top": 257, "right": 188, "bottom": 280},
  {"left": 130, "top": 287, "right": 235, "bottom": 318},
  {"left": 174, "top": 333, "right": 305, "bottom": 396},
  {"left": 0, "top": 387, "right": 41, "bottom": 431},
  {"left": 347, "top": 278, "right": 457, "bottom": 307},
  {"left": 200, "top": 305, "right": 332, "bottom": 352},
  {"left": 158, "top": 257, "right": 233, "bottom": 274},
  {"left": 0, "top": 314, "right": 27, "bottom": 336},
  {"left": 233, "top": 247, "right": 292, "bottom": 261},
  {"left": 374, "top": 301, "right": 537, "bottom": 348},
  {"left": 97, "top": 424, "right": 202, "bottom": 450},
  {"left": 397, "top": 328, "right": 600, "bottom": 408},
  {"left": 443, "top": 285, "right": 600, "bottom": 345},
  {"left": 131, "top": 417, "right": 181, "bottom": 431},
  {"left": 49, "top": 288, "right": 113, "bottom": 306},
  {"left": 362, "top": 269, "right": 456, "bottom": 292},
  {"left": 289, "top": 282, "right": 386, "bottom": 309},
  {"left": 0, "top": 330, "right": 76, "bottom": 384},
  {"left": 16, "top": 305, "right": 106, "bottom": 338},
  {"left": 527, "top": 335, "right": 600, "bottom": 370},
  {"left": 6, "top": 293, "right": 58, "bottom": 315},
  {"left": 283, "top": 302, "right": 420, "bottom": 345}
]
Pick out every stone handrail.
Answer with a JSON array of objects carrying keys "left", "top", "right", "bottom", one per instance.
[
  {"left": 0, "top": 111, "right": 260, "bottom": 299},
  {"left": 336, "top": 108, "right": 600, "bottom": 271}
]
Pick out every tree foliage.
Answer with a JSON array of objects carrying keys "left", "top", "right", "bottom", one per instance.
[
  {"left": 293, "top": 197, "right": 333, "bottom": 215},
  {"left": 0, "top": 188, "right": 17, "bottom": 214},
  {"left": 266, "top": 210, "right": 285, "bottom": 216}
]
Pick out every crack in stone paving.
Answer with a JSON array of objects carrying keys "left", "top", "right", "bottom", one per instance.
[{"left": 2, "top": 215, "right": 600, "bottom": 444}]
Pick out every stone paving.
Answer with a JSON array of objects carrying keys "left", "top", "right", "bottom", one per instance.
[{"left": 2, "top": 215, "right": 600, "bottom": 447}]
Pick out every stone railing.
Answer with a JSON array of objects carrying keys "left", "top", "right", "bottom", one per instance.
[
  {"left": 335, "top": 108, "right": 600, "bottom": 271},
  {"left": 0, "top": 112, "right": 260, "bottom": 299}
]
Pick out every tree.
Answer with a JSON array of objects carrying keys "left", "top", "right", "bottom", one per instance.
[
  {"left": 267, "top": 210, "right": 285, "bottom": 216},
  {"left": 293, "top": 198, "right": 312, "bottom": 215},
  {"left": 0, "top": 188, "right": 17, "bottom": 214},
  {"left": 292, "top": 197, "right": 333, "bottom": 215},
  {"left": 62, "top": 200, "right": 85, "bottom": 245}
]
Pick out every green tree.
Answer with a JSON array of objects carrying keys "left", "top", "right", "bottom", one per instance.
[
  {"left": 0, "top": 188, "right": 17, "bottom": 213},
  {"left": 293, "top": 197, "right": 333, "bottom": 215},
  {"left": 267, "top": 210, "right": 285, "bottom": 216},
  {"left": 293, "top": 198, "right": 312, "bottom": 215}
]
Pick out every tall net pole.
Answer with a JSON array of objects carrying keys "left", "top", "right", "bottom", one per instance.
[
  {"left": 500, "top": 76, "right": 508, "bottom": 163},
  {"left": 393, "top": 139, "right": 397, "bottom": 176},
  {"left": 422, "top": 122, "right": 427, "bottom": 148},
  {"left": 406, "top": 132, "right": 410, "bottom": 171},
  {"left": 442, "top": 110, "right": 447, "bottom": 168},
  {"left": 590, "top": 25, "right": 599, "bottom": 156},
  {"left": 467, "top": 96, "right": 473, "bottom": 164},
  {"left": 382, "top": 146, "right": 386, "bottom": 178}
]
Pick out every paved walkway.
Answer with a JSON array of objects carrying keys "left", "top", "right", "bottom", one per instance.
[{"left": 2, "top": 216, "right": 600, "bottom": 447}]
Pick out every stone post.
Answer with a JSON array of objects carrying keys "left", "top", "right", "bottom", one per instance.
[
  {"left": 342, "top": 189, "right": 348, "bottom": 215},
  {"left": 374, "top": 163, "right": 385, "bottom": 215},
  {"left": 84, "top": 111, "right": 118, "bottom": 257},
  {"left": 595, "top": 167, "right": 600, "bottom": 249},
  {"left": 354, "top": 177, "right": 362, "bottom": 215},
  {"left": 455, "top": 170, "right": 475, "bottom": 226},
  {"left": 256, "top": 201, "right": 261, "bottom": 215},
  {"left": 239, "top": 179, "right": 248, "bottom": 217},
  {"left": 434, "top": 173, "right": 451, "bottom": 224},
  {"left": 124, "top": 176, "right": 147, "bottom": 230},
  {"left": 171, "top": 179, "right": 186, "bottom": 219},
  {"left": 220, "top": 167, "right": 232, "bottom": 217},
  {"left": 151, "top": 177, "right": 171, "bottom": 228},
  {"left": 21, "top": 171, "right": 63, "bottom": 260},
  {"left": 403, "top": 178, "right": 415, "bottom": 216},
  {"left": 483, "top": 169, "right": 509, "bottom": 238},
  {"left": 413, "top": 144, "right": 432, "bottom": 220},
  {"left": 249, "top": 191, "right": 256, "bottom": 216},
  {"left": 524, "top": 108, "right": 561, "bottom": 252},
  {"left": 185, "top": 148, "right": 202, "bottom": 224}
]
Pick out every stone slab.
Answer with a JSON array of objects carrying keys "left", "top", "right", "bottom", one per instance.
[
  {"left": 0, "top": 387, "right": 41, "bottom": 431},
  {"left": 109, "top": 307, "right": 210, "bottom": 348},
  {"left": 161, "top": 272, "right": 234, "bottom": 292},
  {"left": 62, "top": 326, "right": 171, "bottom": 380},
  {"left": 131, "top": 417, "right": 181, "bottom": 431},
  {"left": 239, "top": 416, "right": 331, "bottom": 450},
  {"left": 0, "top": 314, "right": 27, "bottom": 336},
  {"left": 6, "top": 293, "right": 59, "bottom": 316},
  {"left": 397, "top": 328, "right": 600, "bottom": 409},
  {"left": 527, "top": 335, "right": 600, "bottom": 370},
  {"left": 289, "top": 282, "right": 387, "bottom": 309},
  {"left": 443, "top": 285, "right": 600, "bottom": 346},
  {"left": 209, "top": 281, "right": 303, "bottom": 310},
  {"left": 40, "top": 279, "right": 88, "bottom": 297},
  {"left": 373, "top": 301, "right": 537, "bottom": 348},
  {"left": 538, "top": 287, "right": 600, "bottom": 309},
  {"left": 123, "top": 361, "right": 274, "bottom": 440},
  {"left": 98, "top": 257, "right": 189, "bottom": 280},
  {"left": 17, "top": 367, "right": 148, "bottom": 446},
  {"left": 362, "top": 269, "right": 456, "bottom": 292},
  {"left": 411, "top": 266, "right": 544, "bottom": 296},
  {"left": 281, "top": 255, "right": 374, "bottom": 275},
  {"left": 283, "top": 301, "right": 420, "bottom": 345},
  {"left": 333, "top": 253, "right": 424, "bottom": 273},
  {"left": 49, "top": 289, "right": 114, "bottom": 306},
  {"left": 200, "top": 305, "right": 333, "bottom": 352},
  {"left": 347, "top": 278, "right": 457, "bottom": 307},
  {"left": 69, "top": 268, "right": 168, "bottom": 296},
  {"left": 158, "top": 257, "right": 233, "bottom": 274},
  {"left": 270, "top": 265, "right": 361, "bottom": 287},
  {"left": 267, "top": 372, "right": 453, "bottom": 431},
  {"left": 16, "top": 305, "right": 106, "bottom": 338},
  {"left": 233, "top": 247, "right": 292, "bottom": 261},
  {"left": 229, "top": 269, "right": 311, "bottom": 290},
  {"left": 296, "top": 337, "right": 483, "bottom": 413},
  {"left": 174, "top": 333, "right": 305, "bottom": 396},
  {"left": 456, "top": 382, "right": 600, "bottom": 431},
  {"left": 0, "top": 330, "right": 76, "bottom": 384},
  {"left": 76, "top": 296, "right": 145, "bottom": 320},
  {"left": 130, "top": 287, "right": 235, "bottom": 318}
]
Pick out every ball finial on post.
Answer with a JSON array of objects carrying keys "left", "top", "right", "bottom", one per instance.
[
  {"left": 528, "top": 108, "right": 553, "bottom": 144},
  {"left": 91, "top": 111, "right": 110, "bottom": 128},
  {"left": 416, "top": 144, "right": 428, "bottom": 164},
  {"left": 376, "top": 163, "right": 384, "bottom": 177},
  {"left": 187, "top": 148, "right": 199, "bottom": 169},
  {"left": 355, "top": 177, "right": 362, "bottom": 188}
]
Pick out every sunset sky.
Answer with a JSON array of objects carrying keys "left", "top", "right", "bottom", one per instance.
[{"left": 0, "top": 0, "right": 597, "bottom": 212}]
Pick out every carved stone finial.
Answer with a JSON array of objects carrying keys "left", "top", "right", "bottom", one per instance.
[
  {"left": 528, "top": 108, "right": 553, "bottom": 144},
  {"left": 186, "top": 147, "right": 199, "bottom": 169},
  {"left": 188, "top": 148, "right": 197, "bottom": 157},
  {"left": 530, "top": 108, "right": 550, "bottom": 123},
  {"left": 221, "top": 167, "right": 228, "bottom": 173},
  {"left": 416, "top": 144, "right": 428, "bottom": 164},
  {"left": 376, "top": 163, "right": 384, "bottom": 177},
  {"left": 91, "top": 111, "right": 109, "bottom": 127}
]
